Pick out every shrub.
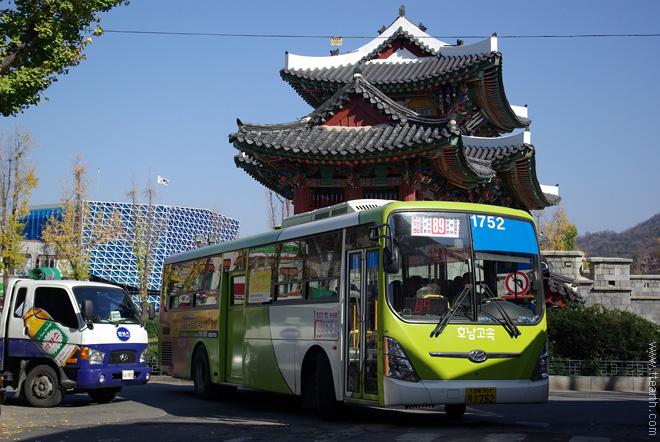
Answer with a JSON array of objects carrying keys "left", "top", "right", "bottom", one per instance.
[{"left": 547, "top": 304, "right": 660, "bottom": 361}]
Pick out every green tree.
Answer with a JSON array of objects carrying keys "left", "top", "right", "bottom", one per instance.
[
  {"left": 0, "top": 0, "right": 129, "bottom": 116},
  {"left": 547, "top": 304, "right": 660, "bottom": 361},
  {"left": 0, "top": 125, "right": 38, "bottom": 291},
  {"left": 537, "top": 205, "right": 578, "bottom": 251},
  {"left": 41, "top": 152, "right": 121, "bottom": 280}
]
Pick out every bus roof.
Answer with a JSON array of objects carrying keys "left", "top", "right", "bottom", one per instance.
[{"left": 164, "top": 200, "right": 534, "bottom": 265}]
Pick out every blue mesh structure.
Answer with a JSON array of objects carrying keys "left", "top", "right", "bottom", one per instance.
[
  {"left": 24, "top": 202, "right": 240, "bottom": 308},
  {"left": 22, "top": 205, "right": 64, "bottom": 240},
  {"left": 84, "top": 201, "right": 240, "bottom": 306}
]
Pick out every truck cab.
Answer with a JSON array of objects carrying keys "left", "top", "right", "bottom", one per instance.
[{"left": 0, "top": 274, "right": 152, "bottom": 407}]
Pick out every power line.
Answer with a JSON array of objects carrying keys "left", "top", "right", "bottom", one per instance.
[{"left": 103, "top": 29, "right": 660, "bottom": 40}]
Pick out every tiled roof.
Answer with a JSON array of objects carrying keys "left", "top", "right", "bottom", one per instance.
[
  {"left": 282, "top": 52, "right": 494, "bottom": 87},
  {"left": 544, "top": 268, "right": 583, "bottom": 303},
  {"left": 231, "top": 76, "right": 556, "bottom": 211},
  {"left": 362, "top": 27, "right": 438, "bottom": 60},
  {"left": 230, "top": 75, "right": 460, "bottom": 159}
]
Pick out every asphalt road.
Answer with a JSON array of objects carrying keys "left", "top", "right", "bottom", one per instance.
[{"left": 0, "top": 377, "right": 653, "bottom": 441}]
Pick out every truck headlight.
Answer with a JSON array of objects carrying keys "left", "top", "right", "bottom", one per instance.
[
  {"left": 383, "top": 337, "right": 420, "bottom": 382},
  {"left": 140, "top": 348, "right": 148, "bottom": 364},
  {"left": 89, "top": 348, "right": 105, "bottom": 365}
]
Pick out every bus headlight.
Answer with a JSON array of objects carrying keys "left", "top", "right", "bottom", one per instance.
[
  {"left": 140, "top": 348, "right": 148, "bottom": 364},
  {"left": 383, "top": 337, "right": 420, "bottom": 382},
  {"left": 531, "top": 341, "right": 549, "bottom": 381}
]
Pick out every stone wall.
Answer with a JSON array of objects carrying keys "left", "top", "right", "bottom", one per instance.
[{"left": 541, "top": 251, "right": 660, "bottom": 325}]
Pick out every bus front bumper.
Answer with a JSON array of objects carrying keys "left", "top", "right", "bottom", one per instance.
[{"left": 382, "top": 376, "right": 549, "bottom": 406}]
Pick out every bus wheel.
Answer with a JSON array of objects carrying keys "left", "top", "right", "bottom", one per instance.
[
  {"left": 88, "top": 387, "right": 122, "bottom": 403},
  {"left": 445, "top": 403, "right": 466, "bottom": 419},
  {"left": 193, "top": 347, "right": 216, "bottom": 400},
  {"left": 316, "top": 352, "right": 340, "bottom": 421},
  {"left": 24, "top": 365, "right": 62, "bottom": 408}
]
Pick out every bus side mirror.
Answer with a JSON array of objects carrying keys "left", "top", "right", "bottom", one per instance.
[
  {"left": 82, "top": 299, "right": 94, "bottom": 319},
  {"left": 149, "top": 303, "right": 156, "bottom": 320},
  {"left": 383, "top": 245, "right": 400, "bottom": 274}
]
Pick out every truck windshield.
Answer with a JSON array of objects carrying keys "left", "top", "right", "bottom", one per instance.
[
  {"left": 386, "top": 211, "right": 542, "bottom": 325},
  {"left": 73, "top": 286, "right": 141, "bottom": 324}
]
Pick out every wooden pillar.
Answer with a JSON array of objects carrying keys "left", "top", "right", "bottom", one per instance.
[
  {"left": 293, "top": 187, "right": 310, "bottom": 214},
  {"left": 346, "top": 187, "right": 363, "bottom": 202},
  {"left": 400, "top": 185, "right": 417, "bottom": 201}
]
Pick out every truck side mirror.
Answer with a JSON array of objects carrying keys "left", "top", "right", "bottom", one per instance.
[{"left": 82, "top": 299, "right": 94, "bottom": 319}]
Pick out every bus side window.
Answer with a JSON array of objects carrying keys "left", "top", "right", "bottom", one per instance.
[{"left": 231, "top": 275, "right": 245, "bottom": 306}]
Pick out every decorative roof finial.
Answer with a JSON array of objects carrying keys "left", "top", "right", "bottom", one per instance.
[
  {"left": 353, "top": 65, "right": 363, "bottom": 79},
  {"left": 399, "top": 5, "right": 405, "bottom": 17},
  {"left": 418, "top": 22, "right": 427, "bottom": 32},
  {"left": 330, "top": 49, "right": 339, "bottom": 56},
  {"left": 378, "top": 25, "right": 386, "bottom": 35}
]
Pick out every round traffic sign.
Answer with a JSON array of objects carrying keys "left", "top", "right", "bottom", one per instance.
[{"left": 505, "top": 272, "right": 529, "bottom": 295}]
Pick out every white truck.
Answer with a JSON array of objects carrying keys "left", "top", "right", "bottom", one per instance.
[{"left": 0, "top": 273, "right": 153, "bottom": 407}]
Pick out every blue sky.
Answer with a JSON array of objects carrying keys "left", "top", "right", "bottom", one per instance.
[{"left": 1, "top": 0, "right": 658, "bottom": 238}]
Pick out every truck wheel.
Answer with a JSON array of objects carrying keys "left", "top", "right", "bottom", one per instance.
[
  {"left": 193, "top": 347, "right": 216, "bottom": 400},
  {"left": 88, "top": 387, "right": 122, "bottom": 403},
  {"left": 316, "top": 352, "right": 340, "bottom": 421},
  {"left": 25, "top": 365, "right": 62, "bottom": 408}
]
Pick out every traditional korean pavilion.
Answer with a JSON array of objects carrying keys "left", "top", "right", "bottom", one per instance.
[{"left": 229, "top": 6, "right": 560, "bottom": 215}]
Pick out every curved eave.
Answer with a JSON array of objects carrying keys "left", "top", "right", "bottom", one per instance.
[
  {"left": 234, "top": 153, "right": 291, "bottom": 199},
  {"left": 462, "top": 132, "right": 558, "bottom": 210},
  {"left": 469, "top": 54, "right": 530, "bottom": 132},
  {"left": 496, "top": 146, "right": 557, "bottom": 210}
]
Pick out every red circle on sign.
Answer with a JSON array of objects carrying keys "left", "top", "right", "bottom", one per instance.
[{"left": 505, "top": 272, "right": 529, "bottom": 295}]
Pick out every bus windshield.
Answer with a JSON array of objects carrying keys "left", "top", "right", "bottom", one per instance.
[
  {"left": 73, "top": 285, "right": 142, "bottom": 324},
  {"left": 386, "top": 211, "right": 542, "bottom": 325}
]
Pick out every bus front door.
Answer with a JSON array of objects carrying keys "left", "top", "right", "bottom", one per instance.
[
  {"left": 225, "top": 272, "right": 245, "bottom": 384},
  {"left": 345, "top": 249, "right": 379, "bottom": 399}
]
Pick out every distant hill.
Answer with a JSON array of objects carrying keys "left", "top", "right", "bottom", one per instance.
[{"left": 576, "top": 213, "right": 660, "bottom": 274}]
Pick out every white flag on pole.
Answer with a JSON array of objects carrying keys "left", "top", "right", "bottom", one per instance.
[{"left": 157, "top": 175, "right": 169, "bottom": 186}]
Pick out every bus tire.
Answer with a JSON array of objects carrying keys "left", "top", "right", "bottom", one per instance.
[
  {"left": 24, "top": 365, "right": 62, "bottom": 408},
  {"left": 445, "top": 403, "right": 466, "bottom": 419},
  {"left": 315, "top": 351, "right": 340, "bottom": 421},
  {"left": 88, "top": 387, "right": 122, "bottom": 403},
  {"left": 193, "top": 347, "right": 216, "bottom": 400}
]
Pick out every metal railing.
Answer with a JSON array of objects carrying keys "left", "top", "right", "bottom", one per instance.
[{"left": 549, "top": 359, "right": 652, "bottom": 377}]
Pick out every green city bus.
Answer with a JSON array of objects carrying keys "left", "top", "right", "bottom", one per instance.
[{"left": 158, "top": 200, "right": 549, "bottom": 420}]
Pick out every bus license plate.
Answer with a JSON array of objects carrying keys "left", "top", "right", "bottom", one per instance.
[
  {"left": 122, "top": 370, "right": 134, "bottom": 380},
  {"left": 466, "top": 387, "right": 496, "bottom": 404}
]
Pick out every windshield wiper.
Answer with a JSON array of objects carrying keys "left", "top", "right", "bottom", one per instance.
[
  {"left": 479, "top": 283, "right": 521, "bottom": 338},
  {"left": 430, "top": 284, "right": 472, "bottom": 338}
]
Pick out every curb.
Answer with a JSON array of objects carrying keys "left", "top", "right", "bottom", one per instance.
[
  {"left": 150, "top": 374, "right": 650, "bottom": 393},
  {"left": 550, "top": 375, "right": 651, "bottom": 392}
]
